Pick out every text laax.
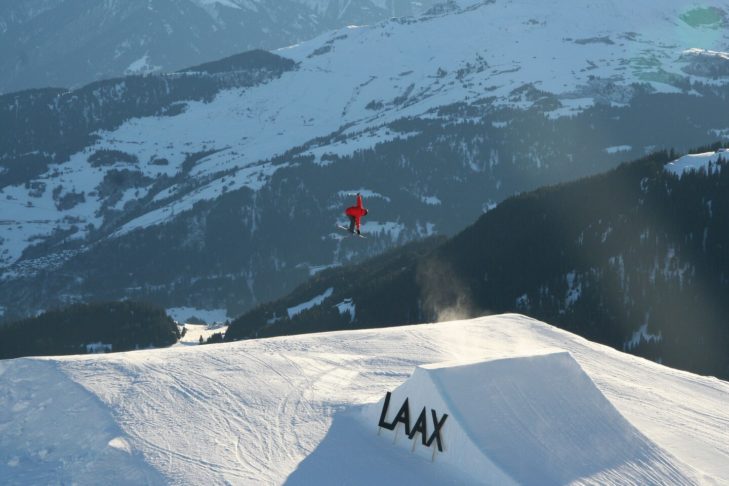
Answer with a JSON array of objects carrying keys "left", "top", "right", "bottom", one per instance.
[{"left": 377, "top": 391, "right": 448, "bottom": 452}]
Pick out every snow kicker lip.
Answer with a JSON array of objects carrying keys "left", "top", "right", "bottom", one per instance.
[{"left": 363, "top": 351, "right": 696, "bottom": 485}]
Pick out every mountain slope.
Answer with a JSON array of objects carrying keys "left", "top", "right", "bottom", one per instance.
[
  {"left": 226, "top": 147, "right": 729, "bottom": 378},
  {"left": 1, "top": 315, "right": 727, "bottom": 484},
  {"left": 2, "top": 1, "right": 729, "bottom": 320},
  {"left": 0, "top": 0, "right": 438, "bottom": 93}
]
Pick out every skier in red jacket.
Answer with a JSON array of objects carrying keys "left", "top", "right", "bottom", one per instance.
[{"left": 345, "top": 193, "right": 368, "bottom": 235}]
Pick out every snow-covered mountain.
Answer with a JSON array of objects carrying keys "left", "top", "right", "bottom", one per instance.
[
  {"left": 1, "top": 314, "right": 727, "bottom": 484},
  {"left": 0, "top": 0, "right": 438, "bottom": 93},
  {"left": 2, "top": 0, "right": 729, "bottom": 320}
]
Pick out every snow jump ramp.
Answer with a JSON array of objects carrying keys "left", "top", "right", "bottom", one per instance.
[{"left": 362, "top": 351, "right": 694, "bottom": 485}]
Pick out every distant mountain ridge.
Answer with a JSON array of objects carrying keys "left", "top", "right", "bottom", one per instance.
[
  {"left": 0, "top": 0, "right": 438, "bottom": 93},
  {"left": 226, "top": 147, "right": 729, "bottom": 379}
]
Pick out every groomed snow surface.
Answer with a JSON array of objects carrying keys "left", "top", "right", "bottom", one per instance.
[{"left": 1, "top": 314, "right": 728, "bottom": 485}]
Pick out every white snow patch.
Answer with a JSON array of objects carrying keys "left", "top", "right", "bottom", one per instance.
[
  {"left": 112, "top": 187, "right": 148, "bottom": 211},
  {"left": 360, "top": 221, "right": 405, "bottom": 241},
  {"left": 605, "top": 145, "right": 632, "bottom": 154},
  {"left": 338, "top": 189, "right": 390, "bottom": 202},
  {"left": 665, "top": 150, "right": 727, "bottom": 177},
  {"left": 303, "top": 262, "right": 341, "bottom": 276},
  {"left": 287, "top": 287, "right": 333, "bottom": 319},
  {"left": 113, "top": 160, "right": 284, "bottom": 237},
  {"left": 420, "top": 195, "right": 441, "bottom": 205},
  {"left": 682, "top": 48, "right": 729, "bottom": 62},
  {"left": 152, "top": 184, "right": 180, "bottom": 203},
  {"left": 177, "top": 323, "right": 228, "bottom": 345},
  {"left": 306, "top": 129, "right": 418, "bottom": 166},
  {"left": 564, "top": 271, "right": 582, "bottom": 307},
  {"left": 482, "top": 200, "right": 497, "bottom": 213},
  {"left": 334, "top": 298, "right": 356, "bottom": 322},
  {"left": 125, "top": 54, "right": 160, "bottom": 75},
  {"left": 709, "top": 128, "right": 729, "bottom": 139},
  {"left": 546, "top": 97, "right": 595, "bottom": 118},
  {"left": 415, "top": 221, "right": 437, "bottom": 237},
  {"left": 625, "top": 323, "right": 663, "bottom": 351},
  {"left": 107, "top": 437, "right": 132, "bottom": 455}
]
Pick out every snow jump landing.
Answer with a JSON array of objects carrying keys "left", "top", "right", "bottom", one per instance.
[{"left": 362, "top": 351, "right": 695, "bottom": 485}]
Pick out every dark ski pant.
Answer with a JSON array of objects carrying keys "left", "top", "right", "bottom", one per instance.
[{"left": 347, "top": 216, "right": 359, "bottom": 234}]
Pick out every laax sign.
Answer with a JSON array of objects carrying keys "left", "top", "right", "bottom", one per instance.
[{"left": 377, "top": 391, "right": 449, "bottom": 452}]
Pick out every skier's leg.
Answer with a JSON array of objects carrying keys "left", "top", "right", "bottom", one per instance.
[{"left": 348, "top": 215, "right": 355, "bottom": 233}]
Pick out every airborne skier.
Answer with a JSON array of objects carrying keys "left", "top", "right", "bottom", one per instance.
[{"left": 344, "top": 193, "right": 368, "bottom": 236}]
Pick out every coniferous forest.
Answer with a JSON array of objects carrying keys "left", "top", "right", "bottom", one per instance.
[{"left": 0, "top": 301, "right": 180, "bottom": 359}]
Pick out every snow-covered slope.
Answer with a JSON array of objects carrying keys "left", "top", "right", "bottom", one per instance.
[
  {"left": 1, "top": 314, "right": 727, "bottom": 484},
  {"left": 2, "top": 1, "right": 729, "bottom": 318}
]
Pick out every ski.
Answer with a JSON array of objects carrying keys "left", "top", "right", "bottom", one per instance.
[{"left": 337, "top": 224, "right": 366, "bottom": 238}]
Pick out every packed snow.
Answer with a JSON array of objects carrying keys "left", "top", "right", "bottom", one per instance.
[
  {"left": 363, "top": 352, "right": 692, "bottom": 484},
  {"left": 1, "top": 314, "right": 728, "bottom": 484},
  {"left": 177, "top": 323, "right": 229, "bottom": 345}
]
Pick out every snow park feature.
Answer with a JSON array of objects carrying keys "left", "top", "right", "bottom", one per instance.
[
  {"left": 2, "top": 314, "right": 728, "bottom": 484},
  {"left": 363, "top": 353, "right": 691, "bottom": 484}
]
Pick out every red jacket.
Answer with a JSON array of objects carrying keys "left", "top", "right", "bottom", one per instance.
[{"left": 345, "top": 194, "right": 368, "bottom": 229}]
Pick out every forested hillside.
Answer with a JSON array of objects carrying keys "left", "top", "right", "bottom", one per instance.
[
  {"left": 0, "top": 301, "right": 179, "bottom": 359},
  {"left": 227, "top": 146, "right": 729, "bottom": 378}
]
